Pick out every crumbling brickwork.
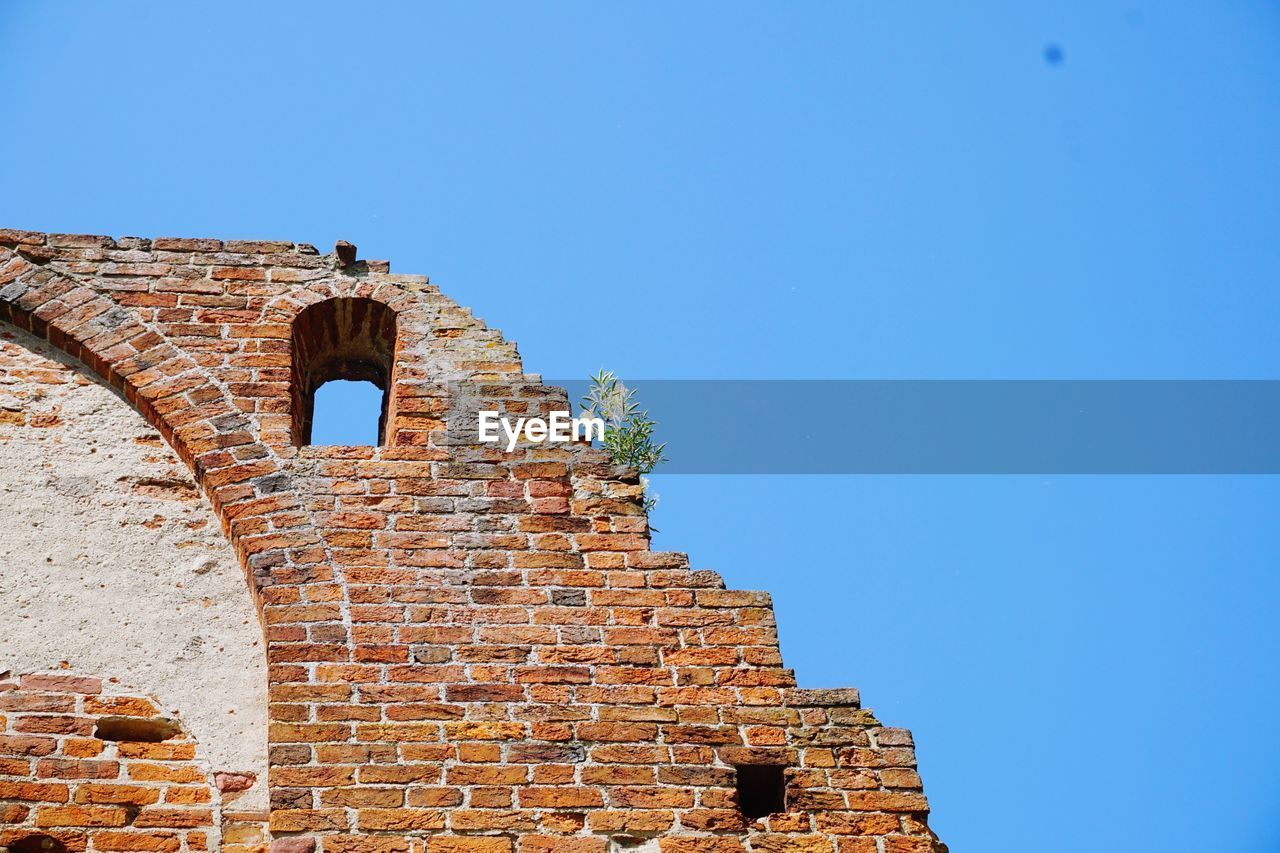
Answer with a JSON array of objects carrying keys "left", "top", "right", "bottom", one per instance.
[
  {"left": 0, "top": 673, "right": 265, "bottom": 853},
  {"left": 0, "top": 230, "right": 945, "bottom": 853},
  {"left": 0, "top": 324, "right": 269, "bottom": 821}
]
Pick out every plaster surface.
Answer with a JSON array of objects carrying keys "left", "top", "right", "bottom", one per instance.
[{"left": 0, "top": 323, "right": 268, "bottom": 809}]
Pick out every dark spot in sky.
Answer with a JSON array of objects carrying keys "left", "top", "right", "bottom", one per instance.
[{"left": 1044, "top": 44, "right": 1064, "bottom": 66}]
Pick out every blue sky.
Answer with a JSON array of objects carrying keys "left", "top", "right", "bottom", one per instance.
[{"left": 3, "top": 3, "right": 1279, "bottom": 850}]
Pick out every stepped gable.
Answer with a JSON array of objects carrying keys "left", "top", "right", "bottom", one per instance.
[{"left": 0, "top": 229, "right": 945, "bottom": 853}]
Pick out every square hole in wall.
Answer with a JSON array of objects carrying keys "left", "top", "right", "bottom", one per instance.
[
  {"left": 734, "top": 763, "right": 786, "bottom": 820},
  {"left": 10, "top": 835, "right": 68, "bottom": 853}
]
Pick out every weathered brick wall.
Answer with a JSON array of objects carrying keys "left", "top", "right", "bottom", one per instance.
[
  {"left": 0, "top": 230, "right": 945, "bottom": 853},
  {"left": 0, "top": 673, "right": 265, "bottom": 853},
  {"left": 0, "top": 324, "right": 268, "bottom": 819}
]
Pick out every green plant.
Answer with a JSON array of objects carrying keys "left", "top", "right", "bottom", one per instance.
[{"left": 580, "top": 369, "right": 667, "bottom": 514}]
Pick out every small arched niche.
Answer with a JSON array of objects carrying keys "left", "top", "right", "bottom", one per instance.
[{"left": 291, "top": 297, "right": 398, "bottom": 445}]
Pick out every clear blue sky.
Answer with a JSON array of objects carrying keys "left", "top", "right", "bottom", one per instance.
[{"left": 4, "top": 3, "right": 1279, "bottom": 850}]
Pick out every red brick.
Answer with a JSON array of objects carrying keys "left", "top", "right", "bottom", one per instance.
[
  {"left": 19, "top": 674, "right": 102, "bottom": 694},
  {"left": 0, "top": 734, "right": 58, "bottom": 756}
]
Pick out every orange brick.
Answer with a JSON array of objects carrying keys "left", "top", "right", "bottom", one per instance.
[
  {"left": 90, "top": 831, "right": 183, "bottom": 851},
  {"left": 130, "top": 807, "right": 214, "bottom": 828},
  {"left": 84, "top": 697, "right": 161, "bottom": 717},
  {"left": 63, "top": 738, "right": 105, "bottom": 758},
  {"left": 75, "top": 783, "right": 162, "bottom": 806},
  {"left": 268, "top": 809, "right": 349, "bottom": 832},
  {"left": 126, "top": 764, "right": 204, "bottom": 784},
  {"left": 657, "top": 839, "right": 745, "bottom": 853},
  {"left": 428, "top": 839, "right": 513, "bottom": 853},
  {"left": 0, "top": 780, "right": 70, "bottom": 802},
  {"left": 115, "top": 742, "right": 196, "bottom": 761},
  {"left": 356, "top": 808, "right": 447, "bottom": 831},
  {"left": 36, "top": 804, "right": 130, "bottom": 827},
  {"left": 518, "top": 838, "right": 606, "bottom": 853}
]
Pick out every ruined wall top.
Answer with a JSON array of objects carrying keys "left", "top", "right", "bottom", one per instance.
[{"left": 0, "top": 228, "right": 944, "bottom": 853}]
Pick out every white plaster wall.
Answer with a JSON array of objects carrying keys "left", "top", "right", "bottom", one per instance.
[{"left": 0, "top": 324, "right": 268, "bottom": 810}]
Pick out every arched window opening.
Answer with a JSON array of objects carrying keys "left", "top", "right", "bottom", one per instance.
[{"left": 292, "top": 298, "right": 397, "bottom": 446}]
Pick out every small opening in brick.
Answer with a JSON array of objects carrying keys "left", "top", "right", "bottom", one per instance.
[
  {"left": 10, "top": 835, "right": 68, "bottom": 853},
  {"left": 94, "top": 715, "right": 182, "bottom": 742},
  {"left": 310, "top": 379, "right": 384, "bottom": 445},
  {"left": 734, "top": 764, "right": 786, "bottom": 820},
  {"left": 291, "top": 297, "right": 397, "bottom": 446}
]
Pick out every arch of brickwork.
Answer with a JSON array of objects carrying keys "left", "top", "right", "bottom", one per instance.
[{"left": 0, "top": 230, "right": 945, "bottom": 853}]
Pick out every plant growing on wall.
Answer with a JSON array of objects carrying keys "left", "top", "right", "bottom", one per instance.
[{"left": 580, "top": 369, "right": 667, "bottom": 514}]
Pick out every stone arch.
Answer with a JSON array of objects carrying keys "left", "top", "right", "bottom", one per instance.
[
  {"left": 0, "top": 325, "right": 271, "bottom": 826},
  {"left": 0, "top": 247, "right": 317, "bottom": 600},
  {"left": 261, "top": 276, "right": 424, "bottom": 319}
]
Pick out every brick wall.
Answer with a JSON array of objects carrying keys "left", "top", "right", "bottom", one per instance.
[
  {"left": 0, "top": 323, "right": 268, "bottom": 820},
  {"left": 0, "top": 230, "right": 945, "bottom": 853},
  {"left": 0, "top": 673, "right": 265, "bottom": 853}
]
